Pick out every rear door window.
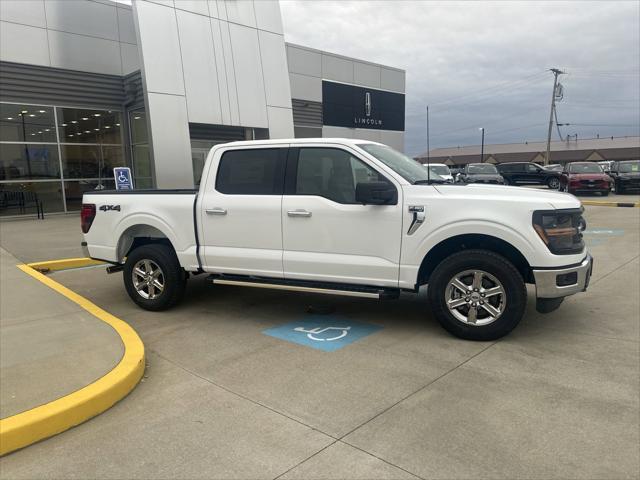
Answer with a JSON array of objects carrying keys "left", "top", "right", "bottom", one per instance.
[{"left": 216, "top": 148, "right": 285, "bottom": 195}]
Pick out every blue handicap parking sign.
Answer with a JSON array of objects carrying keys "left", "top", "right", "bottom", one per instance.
[
  {"left": 263, "top": 316, "right": 383, "bottom": 352},
  {"left": 114, "top": 167, "right": 133, "bottom": 190}
]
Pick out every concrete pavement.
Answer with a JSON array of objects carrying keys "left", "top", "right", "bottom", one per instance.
[
  {"left": 0, "top": 247, "right": 123, "bottom": 419},
  {"left": 0, "top": 206, "right": 638, "bottom": 478}
]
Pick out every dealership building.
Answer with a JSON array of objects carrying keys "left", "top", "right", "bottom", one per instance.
[
  {"left": 0, "top": 0, "right": 405, "bottom": 215},
  {"left": 416, "top": 136, "right": 640, "bottom": 166}
]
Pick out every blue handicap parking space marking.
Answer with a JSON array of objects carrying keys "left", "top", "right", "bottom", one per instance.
[
  {"left": 263, "top": 316, "right": 383, "bottom": 352},
  {"left": 583, "top": 228, "right": 625, "bottom": 247}
]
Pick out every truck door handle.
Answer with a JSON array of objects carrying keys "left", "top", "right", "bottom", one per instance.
[
  {"left": 205, "top": 207, "right": 227, "bottom": 215},
  {"left": 287, "top": 209, "right": 312, "bottom": 218}
]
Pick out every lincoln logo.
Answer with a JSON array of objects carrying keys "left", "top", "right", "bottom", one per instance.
[{"left": 355, "top": 91, "right": 382, "bottom": 127}]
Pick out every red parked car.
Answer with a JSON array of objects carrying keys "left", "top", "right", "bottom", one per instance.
[{"left": 559, "top": 162, "right": 611, "bottom": 196}]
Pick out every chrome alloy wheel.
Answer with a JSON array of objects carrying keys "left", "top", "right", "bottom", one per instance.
[
  {"left": 132, "top": 259, "right": 165, "bottom": 300},
  {"left": 444, "top": 269, "right": 506, "bottom": 326},
  {"left": 548, "top": 177, "right": 560, "bottom": 189}
]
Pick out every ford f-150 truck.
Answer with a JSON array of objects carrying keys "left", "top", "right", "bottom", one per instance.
[{"left": 81, "top": 139, "right": 592, "bottom": 340}]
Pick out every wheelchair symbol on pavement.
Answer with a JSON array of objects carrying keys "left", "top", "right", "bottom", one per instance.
[{"left": 293, "top": 326, "right": 351, "bottom": 342}]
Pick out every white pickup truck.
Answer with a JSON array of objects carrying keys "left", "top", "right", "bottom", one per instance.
[{"left": 81, "top": 138, "right": 592, "bottom": 340}]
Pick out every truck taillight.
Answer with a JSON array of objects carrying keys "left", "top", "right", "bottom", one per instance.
[{"left": 81, "top": 204, "right": 96, "bottom": 233}]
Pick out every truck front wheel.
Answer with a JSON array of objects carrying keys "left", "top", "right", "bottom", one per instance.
[
  {"left": 427, "top": 250, "right": 527, "bottom": 340},
  {"left": 123, "top": 244, "right": 186, "bottom": 311}
]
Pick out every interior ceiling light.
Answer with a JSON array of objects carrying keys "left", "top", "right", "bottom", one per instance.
[
  {"left": 94, "top": 128, "right": 100, "bottom": 131},
  {"left": 38, "top": 110, "right": 46, "bottom": 113},
  {"left": 84, "top": 130, "right": 91, "bottom": 133},
  {"left": 28, "top": 114, "right": 36, "bottom": 117},
  {"left": 7, "top": 117, "right": 13, "bottom": 120},
  {"left": 105, "top": 126, "right": 111, "bottom": 129},
  {"left": 134, "top": 116, "right": 141, "bottom": 120},
  {"left": 115, "top": 123, "right": 120, "bottom": 126},
  {"left": 62, "top": 123, "right": 67, "bottom": 126},
  {"left": 94, "top": 113, "right": 101, "bottom": 117},
  {"left": 81, "top": 117, "right": 89, "bottom": 121},
  {"left": 71, "top": 120, "right": 78, "bottom": 124},
  {"left": 21, "top": 110, "right": 28, "bottom": 114},
  {"left": 44, "top": 129, "right": 50, "bottom": 132}
]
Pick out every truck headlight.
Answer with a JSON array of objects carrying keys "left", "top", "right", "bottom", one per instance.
[{"left": 532, "top": 208, "right": 585, "bottom": 255}]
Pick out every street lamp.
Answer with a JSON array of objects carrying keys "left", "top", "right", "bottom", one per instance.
[{"left": 479, "top": 127, "right": 485, "bottom": 163}]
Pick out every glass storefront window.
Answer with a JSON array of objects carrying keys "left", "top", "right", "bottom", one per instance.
[
  {"left": 0, "top": 104, "right": 57, "bottom": 143},
  {"left": 64, "top": 180, "right": 115, "bottom": 211},
  {"left": 57, "top": 108, "right": 122, "bottom": 144},
  {"left": 132, "top": 145, "right": 151, "bottom": 177},
  {"left": 130, "top": 111, "right": 148, "bottom": 144},
  {"left": 0, "top": 143, "right": 61, "bottom": 180},
  {"left": 0, "top": 181, "right": 65, "bottom": 215},
  {"left": 61, "top": 144, "right": 125, "bottom": 179},
  {"left": 129, "top": 110, "right": 152, "bottom": 187}
]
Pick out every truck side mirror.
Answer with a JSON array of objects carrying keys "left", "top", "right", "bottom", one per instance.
[{"left": 355, "top": 181, "right": 397, "bottom": 205}]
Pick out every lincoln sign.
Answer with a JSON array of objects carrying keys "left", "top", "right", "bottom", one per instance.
[{"left": 322, "top": 81, "right": 405, "bottom": 131}]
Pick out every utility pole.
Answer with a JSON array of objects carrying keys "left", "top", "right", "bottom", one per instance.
[
  {"left": 426, "top": 105, "right": 431, "bottom": 182},
  {"left": 545, "top": 68, "right": 565, "bottom": 165},
  {"left": 479, "top": 127, "right": 485, "bottom": 163}
]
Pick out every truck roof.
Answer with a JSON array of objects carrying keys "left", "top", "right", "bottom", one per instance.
[{"left": 216, "top": 138, "right": 383, "bottom": 148}]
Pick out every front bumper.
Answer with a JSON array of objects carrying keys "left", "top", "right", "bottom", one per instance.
[{"left": 533, "top": 254, "right": 593, "bottom": 299}]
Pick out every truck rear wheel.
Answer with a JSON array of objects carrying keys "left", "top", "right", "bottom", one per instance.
[
  {"left": 427, "top": 249, "right": 527, "bottom": 340},
  {"left": 123, "top": 244, "right": 186, "bottom": 311}
]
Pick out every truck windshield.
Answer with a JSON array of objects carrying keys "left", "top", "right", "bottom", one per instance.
[
  {"left": 359, "top": 144, "right": 444, "bottom": 183},
  {"left": 619, "top": 161, "right": 640, "bottom": 173},
  {"left": 468, "top": 164, "right": 498, "bottom": 174}
]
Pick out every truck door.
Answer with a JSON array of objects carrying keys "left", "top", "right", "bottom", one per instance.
[
  {"left": 281, "top": 146, "right": 403, "bottom": 287},
  {"left": 199, "top": 146, "right": 287, "bottom": 278}
]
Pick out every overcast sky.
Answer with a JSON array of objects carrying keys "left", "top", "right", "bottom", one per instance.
[{"left": 280, "top": 1, "right": 640, "bottom": 155}]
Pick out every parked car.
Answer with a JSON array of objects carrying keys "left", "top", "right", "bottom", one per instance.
[
  {"left": 496, "top": 162, "right": 562, "bottom": 189},
  {"left": 609, "top": 160, "right": 640, "bottom": 193},
  {"left": 81, "top": 138, "right": 592, "bottom": 341},
  {"left": 457, "top": 163, "right": 505, "bottom": 184},
  {"left": 423, "top": 163, "right": 454, "bottom": 183},
  {"left": 559, "top": 162, "right": 611, "bottom": 196},
  {"left": 546, "top": 164, "right": 564, "bottom": 172}
]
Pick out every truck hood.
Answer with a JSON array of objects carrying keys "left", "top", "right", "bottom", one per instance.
[{"left": 420, "top": 183, "right": 581, "bottom": 210}]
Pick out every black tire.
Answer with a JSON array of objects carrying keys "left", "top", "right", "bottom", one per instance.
[
  {"left": 123, "top": 244, "right": 186, "bottom": 311},
  {"left": 547, "top": 177, "right": 560, "bottom": 190},
  {"left": 427, "top": 249, "right": 527, "bottom": 341}
]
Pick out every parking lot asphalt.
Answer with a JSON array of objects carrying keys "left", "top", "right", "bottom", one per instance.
[{"left": 0, "top": 203, "right": 638, "bottom": 479}]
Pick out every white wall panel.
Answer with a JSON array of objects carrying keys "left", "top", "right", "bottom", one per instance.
[
  {"left": 354, "top": 62, "right": 381, "bottom": 88},
  {"left": 287, "top": 45, "right": 321, "bottom": 77},
  {"left": 267, "top": 106, "right": 294, "bottom": 138},
  {"left": 219, "top": 20, "right": 240, "bottom": 124},
  {"left": 120, "top": 42, "right": 140, "bottom": 74},
  {"left": 322, "top": 54, "right": 353, "bottom": 83},
  {"left": 44, "top": 0, "right": 119, "bottom": 41},
  {"left": 381, "top": 68, "right": 405, "bottom": 93},
  {"left": 176, "top": 10, "right": 222, "bottom": 124},
  {"left": 258, "top": 30, "right": 291, "bottom": 108},
  {"left": 379, "top": 130, "right": 405, "bottom": 152},
  {"left": 147, "top": 92, "right": 194, "bottom": 188},
  {"left": 48, "top": 30, "right": 122, "bottom": 74},
  {"left": 174, "top": 0, "right": 210, "bottom": 16},
  {"left": 289, "top": 73, "right": 322, "bottom": 102},
  {"left": 0, "top": 0, "right": 46, "bottom": 28},
  {"left": 352, "top": 128, "right": 381, "bottom": 143},
  {"left": 209, "top": 18, "right": 232, "bottom": 124},
  {"left": 0, "top": 21, "right": 50, "bottom": 66},
  {"left": 322, "top": 126, "right": 354, "bottom": 139},
  {"left": 254, "top": 0, "right": 283, "bottom": 34},
  {"left": 134, "top": 0, "right": 184, "bottom": 95},
  {"left": 146, "top": 0, "right": 175, "bottom": 6},
  {"left": 223, "top": 0, "right": 256, "bottom": 27},
  {"left": 117, "top": 7, "right": 137, "bottom": 44},
  {"left": 229, "top": 23, "right": 267, "bottom": 127}
]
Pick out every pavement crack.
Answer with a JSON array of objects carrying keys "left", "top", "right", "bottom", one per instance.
[{"left": 149, "top": 349, "right": 338, "bottom": 440}]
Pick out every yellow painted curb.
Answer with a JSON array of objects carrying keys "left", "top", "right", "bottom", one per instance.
[
  {"left": 28, "top": 257, "right": 105, "bottom": 272},
  {"left": 0, "top": 261, "right": 144, "bottom": 456},
  {"left": 582, "top": 200, "right": 640, "bottom": 208}
]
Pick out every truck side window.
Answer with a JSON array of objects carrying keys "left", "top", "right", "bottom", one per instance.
[
  {"left": 216, "top": 148, "right": 285, "bottom": 195},
  {"left": 295, "top": 148, "right": 390, "bottom": 204}
]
